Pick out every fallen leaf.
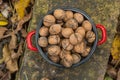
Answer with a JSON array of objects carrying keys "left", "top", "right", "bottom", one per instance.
[
  {"left": 3, "top": 44, "right": 18, "bottom": 73},
  {"left": 117, "top": 69, "right": 120, "bottom": 80},
  {"left": 0, "top": 27, "right": 8, "bottom": 38},
  {"left": 15, "top": 0, "right": 31, "bottom": 20},
  {"left": 111, "top": 35, "right": 120, "bottom": 60},
  {"left": 9, "top": 34, "right": 17, "bottom": 50},
  {"left": 0, "top": 13, "right": 8, "bottom": 26},
  {"left": 21, "top": 29, "right": 27, "bottom": 38}
]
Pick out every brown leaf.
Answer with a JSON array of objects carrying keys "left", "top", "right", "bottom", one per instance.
[
  {"left": 9, "top": 34, "right": 17, "bottom": 50},
  {"left": 0, "top": 27, "right": 8, "bottom": 38},
  {"left": 3, "top": 44, "right": 18, "bottom": 73},
  {"left": 117, "top": 69, "right": 120, "bottom": 80},
  {"left": 0, "top": 70, "right": 4, "bottom": 77},
  {"left": 21, "top": 29, "right": 27, "bottom": 38}
]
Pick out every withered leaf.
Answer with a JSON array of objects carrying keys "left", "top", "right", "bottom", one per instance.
[
  {"left": 9, "top": 34, "right": 17, "bottom": 50},
  {"left": 3, "top": 44, "right": 18, "bottom": 73},
  {"left": 21, "top": 29, "right": 27, "bottom": 38},
  {"left": 0, "top": 27, "right": 8, "bottom": 38}
]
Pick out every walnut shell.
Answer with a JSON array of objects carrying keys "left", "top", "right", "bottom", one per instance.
[
  {"left": 60, "top": 53, "right": 73, "bottom": 67},
  {"left": 82, "top": 20, "right": 92, "bottom": 31},
  {"left": 39, "top": 26, "right": 49, "bottom": 37},
  {"left": 81, "top": 47, "right": 91, "bottom": 57},
  {"left": 69, "top": 33, "right": 83, "bottom": 45},
  {"left": 49, "top": 24, "right": 62, "bottom": 35},
  {"left": 48, "top": 55, "right": 60, "bottom": 63},
  {"left": 74, "top": 41, "right": 86, "bottom": 53},
  {"left": 59, "top": 49, "right": 71, "bottom": 59},
  {"left": 48, "top": 35, "right": 60, "bottom": 45},
  {"left": 61, "top": 28, "right": 74, "bottom": 38},
  {"left": 54, "top": 9, "right": 65, "bottom": 20},
  {"left": 64, "top": 10, "right": 73, "bottom": 22},
  {"left": 72, "top": 53, "right": 81, "bottom": 64},
  {"left": 47, "top": 45, "right": 61, "bottom": 56},
  {"left": 86, "top": 31, "right": 95, "bottom": 43},
  {"left": 38, "top": 37, "right": 48, "bottom": 47},
  {"left": 65, "top": 19, "right": 78, "bottom": 30},
  {"left": 43, "top": 15, "right": 56, "bottom": 27},
  {"left": 74, "top": 13, "right": 84, "bottom": 24},
  {"left": 75, "top": 27, "right": 85, "bottom": 37},
  {"left": 61, "top": 39, "right": 73, "bottom": 51}
]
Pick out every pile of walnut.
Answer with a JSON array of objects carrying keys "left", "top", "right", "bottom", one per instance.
[{"left": 38, "top": 9, "right": 96, "bottom": 67}]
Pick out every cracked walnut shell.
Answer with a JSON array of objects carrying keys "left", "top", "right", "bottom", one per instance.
[
  {"left": 64, "top": 10, "right": 73, "bottom": 22},
  {"left": 75, "top": 27, "right": 85, "bottom": 37},
  {"left": 72, "top": 53, "right": 81, "bottom": 64}
]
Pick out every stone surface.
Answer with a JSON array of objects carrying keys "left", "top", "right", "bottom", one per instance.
[{"left": 16, "top": 0, "right": 120, "bottom": 80}]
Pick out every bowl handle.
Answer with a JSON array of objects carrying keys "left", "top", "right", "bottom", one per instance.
[
  {"left": 26, "top": 30, "right": 38, "bottom": 51},
  {"left": 96, "top": 24, "right": 107, "bottom": 46}
]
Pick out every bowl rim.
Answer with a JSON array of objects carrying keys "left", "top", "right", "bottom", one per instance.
[{"left": 35, "top": 7, "right": 98, "bottom": 68}]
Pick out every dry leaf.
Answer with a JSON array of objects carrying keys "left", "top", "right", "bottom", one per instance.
[
  {"left": 111, "top": 35, "right": 120, "bottom": 60},
  {"left": 0, "top": 27, "right": 8, "bottom": 38},
  {"left": 15, "top": 0, "right": 31, "bottom": 20},
  {"left": 21, "top": 29, "right": 27, "bottom": 38},
  {"left": 9, "top": 34, "right": 17, "bottom": 50},
  {"left": 3, "top": 44, "right": 18, "bottom": 73},
  {"left": 0, "top": 13, "right": 8, "bottom": 26}
]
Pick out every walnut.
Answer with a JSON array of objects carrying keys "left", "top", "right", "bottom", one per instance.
[
  {"left": 61, "top": 28, "right": 74, "bottom": 38},
  {"left": 82, "top": 20, "right": 92, "bottom": 31},
  {"left": 65, "top": 19, "right": 78, "bottom": 30},
  {"left": 48, "top": 35, "right": 60, "bottom": 45},
  {"left": 69, "top": 33, "right": 83, "bottom": 45},
  {"left": 38, "top": 37, "right": 48, "bottom": 47},
  {"left": 81, "top": 47, "right": 91, "bottom": 57},
  {"left": 60, "top": 52, "right": 73, "bottom": 67},
  {"left": 48, "top": 55, "right": 60, "bottom": 63},
  {"left": 86, "top": 31, "right": 95, "bottom": 43},
  {"left": 72, "top": 53, "right": 81, "bottom": 64},
  {"left": 39, "top": 26, "right": 49, "bottom": 37},
  {"left": 75, "top": 27, "right": 85, "bottom": 37},
  {"left": 47, "top": 45, "right": 61, "bottom": 56},
  {"left": 64, "top": 10, "right": 73, "bottom": 22},
  {"left": 53, "top": 9, "right": 65, "bottom": 20},
  {"left": 59, "top": 49, "right": 71, "bottom": 59},
  {"left": 74, "top": 13, "right": 84, "bottom": 24},
  {"left": 61, "top": 39, "right": 73, "bottom": 51},
  {"left": 49, "top": 24, "right": 62, "bottom": 35},
  {"left": 43, "top": 15, "right": 56, "bottom": 27},
  {"left": 74, "top": 41, "right": 86, "bottom": 53}
]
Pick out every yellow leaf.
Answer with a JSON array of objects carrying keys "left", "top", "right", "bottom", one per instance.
[
  {"left": 111, "top": 35, "right": 120, "bottom": 60},
  {"left": 3, "top": 44, "right": 18, "bottom": 73},
  {"left": 15, "top": 0, "right": 31, "bottom": 20},
  {"left": 0, "top": 13, "right": 8, "bottom": 26}
]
